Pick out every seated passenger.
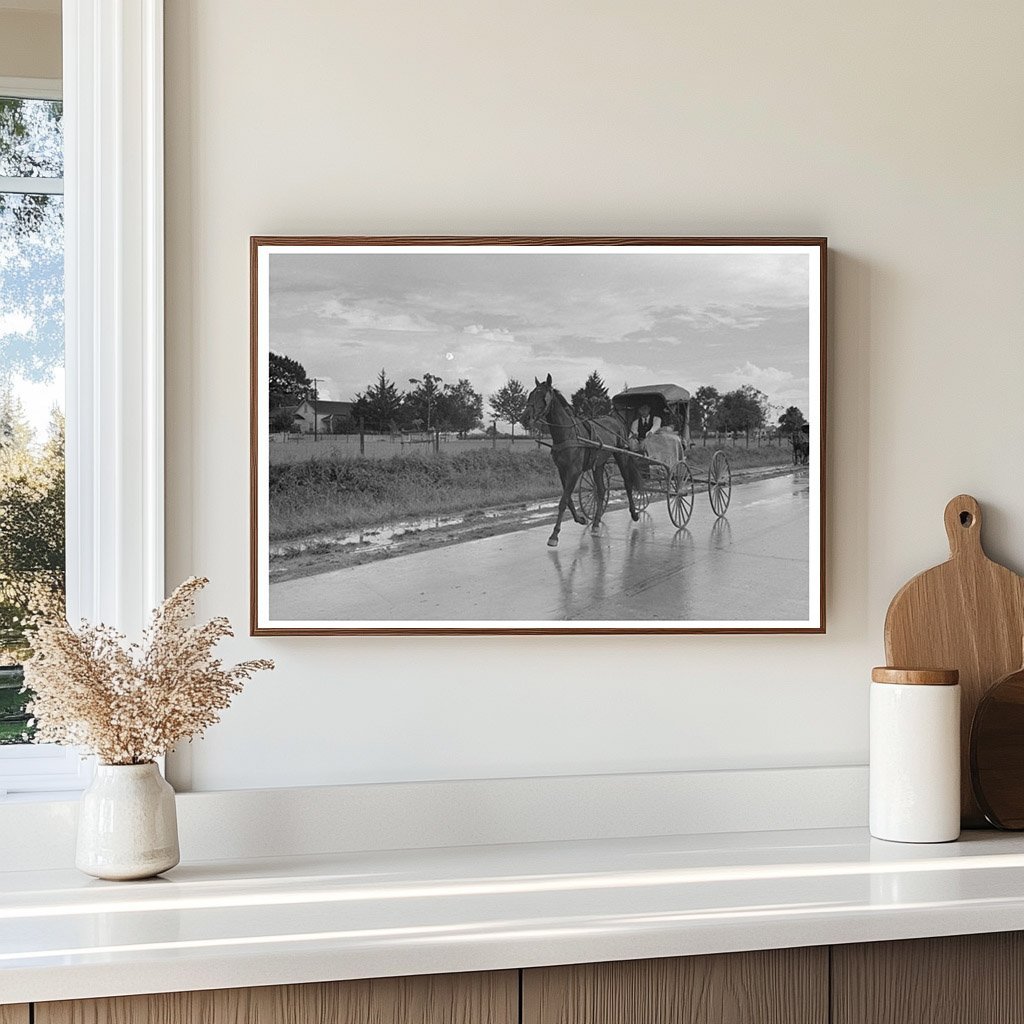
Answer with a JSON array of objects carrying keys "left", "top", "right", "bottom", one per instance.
[{"left": 631, "top": 403, "right": 662, "bottom": 449}]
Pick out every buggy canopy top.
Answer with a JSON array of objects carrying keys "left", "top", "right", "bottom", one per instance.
[
  {"left": 612, "top": 383, "right": 691, "bottom": 409},
  {"left": 612, "top": 384, "right": 692, "bottom": 442}
]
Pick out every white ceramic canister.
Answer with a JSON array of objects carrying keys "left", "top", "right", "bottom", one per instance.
[{"left": 870, "top": 667, "right": 961, "bottom": 843}]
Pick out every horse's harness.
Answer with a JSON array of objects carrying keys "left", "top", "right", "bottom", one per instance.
[{"left": 530, "top": 388, "right": 621, "bottom": 455}]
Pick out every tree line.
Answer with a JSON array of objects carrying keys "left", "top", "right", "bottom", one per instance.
[
  {"left": 558, "top": 375, "right": 807, "bottom": 440},
  {"left": 271, "top": 355, "right": 488, "bottom": 436},
  {"left": 355, "top": 371, "right": 486, "bottom": 437},
  {"left": 692, "top": 384, "right": 807, "bottom": 440},
  {"left": 269, "top": 354, "right": 807, "bottom": 441},
  {"left": 0, "top": 391, "right": 64, "bottom": 666}
]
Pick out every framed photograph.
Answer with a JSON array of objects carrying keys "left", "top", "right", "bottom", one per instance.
[{"left": 251, "top": 236, "right": 826, "bottom": 635}]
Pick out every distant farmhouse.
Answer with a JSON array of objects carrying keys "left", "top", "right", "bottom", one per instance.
[{"left": 291, "top": 398, "right": 354, "bottom": 434}]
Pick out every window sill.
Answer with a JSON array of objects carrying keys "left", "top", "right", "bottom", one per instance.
[
  {"left": 0, "top": 789, "right": 87, "bottom": 804},
  {"left": 3, "top": 825, "right": 1024, "bottom": 1004}
]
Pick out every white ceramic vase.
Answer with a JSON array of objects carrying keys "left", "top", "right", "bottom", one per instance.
[{"left": 76, "top": 762, "right": 180, "bottom": 880}]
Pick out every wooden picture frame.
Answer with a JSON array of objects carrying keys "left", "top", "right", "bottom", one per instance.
[{"left": 251, "top": 236, "right": 826, "bottom": 635}]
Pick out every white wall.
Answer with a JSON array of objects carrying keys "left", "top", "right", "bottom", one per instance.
[
  {"left": 0, "top": 8, "right": 61, "bottom": 81},
  {"left": 164, "top": 0, "right": 1024, "bottom": 791}
]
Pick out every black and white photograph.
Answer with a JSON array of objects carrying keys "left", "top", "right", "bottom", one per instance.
[{"left": 251, "top": 238, "right": 825, "bottom": 634}]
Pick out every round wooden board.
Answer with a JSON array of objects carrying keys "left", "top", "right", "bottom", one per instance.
[{"left": 971, "top": 664, "right": 1024, "bottom": 829}]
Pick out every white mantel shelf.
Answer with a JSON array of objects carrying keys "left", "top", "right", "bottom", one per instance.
[{"left": 5, "top": 826, "right": 1024, "bottom": 1004}]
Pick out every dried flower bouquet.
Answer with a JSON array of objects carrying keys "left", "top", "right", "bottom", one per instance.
[{"left": 23, "top": 577, "right": 273, "bottom": 765}]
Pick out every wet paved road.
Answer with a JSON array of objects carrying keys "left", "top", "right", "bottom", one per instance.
[{"left": 269, "top": 471, "right": 811, "bottom": 623}]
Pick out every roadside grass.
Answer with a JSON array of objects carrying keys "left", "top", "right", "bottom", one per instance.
[
  {"left": 269, "top": 448, "right": 561, "bottom": 541},
  {"left": 685, "top": 443, "right": 796, "bottom": 471},
  {"left": 269, "top": 441, "right": 798, "bottom": 542}
]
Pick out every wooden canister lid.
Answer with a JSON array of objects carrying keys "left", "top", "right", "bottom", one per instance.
[{"left": 871, "top": 667, "right": 960, "bottom": 686}]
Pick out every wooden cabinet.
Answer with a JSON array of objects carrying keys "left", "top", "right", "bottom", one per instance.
[
  {"left": 522, "top": 948, "right": 828, "bottom": 1024},
  {"left": 16, "top": 933, "right": 1024, "bottom": 1024},
  {"left": 832, "top": 932, "right": 1024, "bottom": 1024},
  {"left": 35, "top": 972, "right": 518, "bottom": 1024}
]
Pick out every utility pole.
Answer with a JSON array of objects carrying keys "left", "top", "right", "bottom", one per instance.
[{"left": 310, "top": 377, "right": 322, "bottom": 442}]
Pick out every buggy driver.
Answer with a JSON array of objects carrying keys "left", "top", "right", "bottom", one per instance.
[{"left": 630, "top": 402, "right": 662, "bottom": 449}]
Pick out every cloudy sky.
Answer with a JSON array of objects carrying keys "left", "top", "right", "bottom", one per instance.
[{"left": 268, "top": 248, "right": 813, "bottom": 427}]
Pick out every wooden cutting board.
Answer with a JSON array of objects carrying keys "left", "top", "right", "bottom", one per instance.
[{"left": 884, "top": 494, "right": 1024, "bottom": 827}]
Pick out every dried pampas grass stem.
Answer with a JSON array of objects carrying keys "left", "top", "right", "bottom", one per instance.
[{"left": 23, "top": 577, "right": 273, "bottom": 765}]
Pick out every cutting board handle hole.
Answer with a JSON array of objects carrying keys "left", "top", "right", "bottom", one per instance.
[{"left": 944, "top": 495, "right": 982, "bottom": 554}]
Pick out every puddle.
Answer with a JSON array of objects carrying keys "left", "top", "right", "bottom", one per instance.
[
  {"left": 271, "top": 515, "right": 465, "bottom": 558},
  {"left": 270, "top": 499, "right": 564, "bottom": 559},
  {"left": 270, "top": 475, "right": 797, "bottom": 563}
]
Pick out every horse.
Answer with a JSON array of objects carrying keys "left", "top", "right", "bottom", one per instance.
[
  {"left": 523, "top": 374, "right": 642, "bottom": 547},
  {"left": 791, "top": 430, "right": 810, "bottom": 465}
]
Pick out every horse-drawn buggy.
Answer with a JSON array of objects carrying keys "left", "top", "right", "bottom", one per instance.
[
  {"left": 791, "top": 422, "right": 810, "bottom": 465},
  {"left": 523, "top": 376, "right": 732, "bottom": 547}
]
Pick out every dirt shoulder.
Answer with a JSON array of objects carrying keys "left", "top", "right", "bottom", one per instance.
[{"left": 270, "top": 464, "right": 800, "bottom": 584}]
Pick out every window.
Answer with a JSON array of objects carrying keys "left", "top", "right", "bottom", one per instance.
[
  {"left": 0, "top": 78, "right": 83, "bottom": 797},
  {"left": 0, "top": 4, "right": 166, "bottom": 798},
  {"left": 0, "top": 85, "right": 64, "bottom": 731}
]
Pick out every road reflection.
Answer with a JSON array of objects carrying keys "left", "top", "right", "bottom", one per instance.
[
  {"left": 549, "top": 529, "right": 610, "bottom": 619},
  {"left": 710, "top": 517, "right": 732, "bottom": 549},
  {"left": 670, "top": 528, "right": 694, "bottom": 551},
  {"left": 270, "top": 471, "right": 810, "bottom": 622}
]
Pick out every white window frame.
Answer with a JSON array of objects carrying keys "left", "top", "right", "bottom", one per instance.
[
  {"left": 0, "top": 0, "right": 164, "bottom": 799},
  {"left": 0, "top": 74, "right": 79, "bottom": 797},
  {"left": 0, "top": 77, "right": 61, "bottom": 101},
  {"left": 0, "top": 77, "right": 64, "bottom": 192}
]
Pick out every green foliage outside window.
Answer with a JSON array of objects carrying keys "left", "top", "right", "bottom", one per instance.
[{"left": 0, "top": 95, "right": 66, "bottom": 744}]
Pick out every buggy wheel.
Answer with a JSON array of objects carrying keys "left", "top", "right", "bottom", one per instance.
[
  {"left": 633, "top": 477, "right": 651, "bottom": 512},
  {"left": 667, "top": 461, "right": 695, "bottom": 528},
  {"left": 577, "top": 464, "right": 612, "bottom": 520},
  {"left": 708, "top": 450, "right": 732, "bottom": 517}
]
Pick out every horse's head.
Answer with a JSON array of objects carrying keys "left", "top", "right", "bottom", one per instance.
[{"left": 522, "top": 374, "right": 555, "bottom": 432}]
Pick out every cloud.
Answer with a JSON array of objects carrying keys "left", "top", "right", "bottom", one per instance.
[
  {"left": 722, "top": 360, "right": 796, "bottom": 390},
  {"left": 317, "top": 299, "right": 434, "bottom": 333},
  {"left": 623, "top": 303, "right": 795, "bottom": 345},
  {"left": 654, "top": 303, "right": 773, "bottom": 331},
  {"left": 266, "top": 250, "right": 814, "bottom": 418},
  {"left": 463, "top": 323, "right": 515, "bottom": 343},
  {"left": 717, "top": 361, "right": 810, "bottom": 414}
]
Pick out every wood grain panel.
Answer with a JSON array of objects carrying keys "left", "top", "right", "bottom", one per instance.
[
  {"left": 0, "top": 1007, "right": 29, "bottom": 1024},
  {"left": 37, "top": 971, "right": 517, "bottom": 1024},
  {"left": 833, "top": 933, "right": 1024, "bottom": 1024},
  {"left": 884, "top": 493, "right": 1024, "bottom": 826},
  {"left": 522, "top": 949, "right": 828, "bottom": 1024}
]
